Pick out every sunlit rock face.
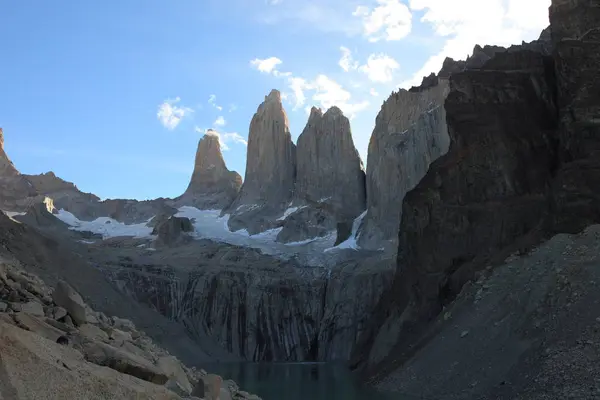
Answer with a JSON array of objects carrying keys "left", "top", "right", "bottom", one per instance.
[
  {"left": 276, "top": 106, "right": 366, "bottom": 244},
  {"left": 226, "top": 89, "right": 297, "bottom": 235},
  {"left": 176, "top": 131, "right": 242, "bottom": 210},
  {"left": 357, "top": 81, "right": 451, "bottom": 251}
]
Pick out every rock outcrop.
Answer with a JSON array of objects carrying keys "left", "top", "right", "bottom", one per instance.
[
  {"left": 176, "top": 131, "right": 242, "bottom": 210},
  {"left": 276, "top": 107, "right": 366, "bottom": 243},
  {"left": 0, "top": 128, "right": 38, "bottom": 210},
  {"left": 152, "top": 216, "right": 194, "bottom": 246},
  {"left": 294, "top": 106, "right": 366, "bottom": 219},
  {"left": 353, "top": 44, "right": 559, "bottom": 372},
  {"left": 0, "top": 258, "right": 261, "bottom": 399},
  {"left": 226, "top": 89, "right": 296, "bottom": 234},
  {"left": 357, "top": 80, "right": 451, "bottom": 250}
]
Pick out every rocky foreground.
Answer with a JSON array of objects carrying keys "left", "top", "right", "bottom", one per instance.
[{"left": 0, "top": 254, "right": 260, "bottom": 400}]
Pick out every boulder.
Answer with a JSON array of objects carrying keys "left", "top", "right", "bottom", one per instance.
[
  {"left": 81, "top": 339, "right": 169, "bottom": 384},
  {"left": 191, "top": 373, "right": 222, "bottom": 400},
  {"left": 13, "top": 312, "right": 66, "bottom": 342},
  {"left": 19, "top": 301, "right": 44, "bottom": 317},
  {"left": 157, "top": 355, "right": 193, "bottom": 394},
  {"left": 51, "top": 280, "right": 88, "bottom": 326},
  {"left": 0, "top": 321, "right": 181, "bottom": 399}
]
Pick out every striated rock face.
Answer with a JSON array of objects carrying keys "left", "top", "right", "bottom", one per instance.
[
  {"left": 93, "top": 240, "right": 394, "bottom": 362},
  {"left": 357, "top": 81, "right": 451, "bottom": 250},
  {"left": 294, "top": 106, "right": 366, "bottom": 221},
  {"left": 227, "top": 90, "right": 296, "bottom": 234},
  {"left": 550, "top": 0, "right": 600, "bottom": 232},
  {"left": 177, "top": 132, "right": 242, "bottom": 210},
  {"left": 353, "top": 45, "right": 560, "bottom": 372}
]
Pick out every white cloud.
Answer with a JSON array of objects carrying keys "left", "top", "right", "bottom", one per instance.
[
  {"left": 370, "top": 88, "right": 379, "bottom": 96},
  {"left": 214, "top": 116, "right": 226, "bottom": 127},
  {"left": 353, "top": 0, "right": 412, "bottom": 42},
  {"left": 157, "top": 97, "right": 193, "bottom": 130},
  {"left": 359, "top": 53, "right": 400, "bottom": 83},
  {"left": 248, "top": 55, "right": 370, "bottom": 119},
  {"left": 195, "top": 127, "right": 248, "bottom": 151},
  {"left": 208, "top": 94, "right": 223, "bottom": 111},
  {"left": 228, "top": 104, "right": 238, "bottom": 112},
  {"left": 400, "top": 0, "right": 550, "bottom": 88},
  {"left": 250, "top": 57, "right": 283, "bottom": 74},
  {"left": 339, "top": 46, "right": 359, "bottom": 72}
]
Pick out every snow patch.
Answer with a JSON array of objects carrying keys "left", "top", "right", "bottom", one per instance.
[
  {"left": 174, "top": 206, "right": 334, "bottom": 258},
  {"left": 277, "top": 205, "right": 307, "bottom": 221},
  {"left": 3, "top": 211, "right": 25, "bottom": 218},
  {"left": 77, "top": 240, "right": 95, "bottom": 244},
  {"left": 55, "top": 210, "right": 154, "bottom": 239},
  {"left": 324, "top": 210, "right": 367, "bottom": 252}
]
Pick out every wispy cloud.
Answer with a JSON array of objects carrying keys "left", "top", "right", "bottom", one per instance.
[
  {"left": 195, "top": 127, "right": 247, "bottom": 151},
  {"left": 359, "top": 53, "right": 400, "bottom": 83},
  {"left": 353, "top": 0, "right": 413, "bottom": 42},
  {"left": 249, "top": 55, "right": 370, "bottom": 119},
  {"left": 250, "top": 57, "right": 283, "bottom": 74},
  {"left": 214, "top": 116, "right": 226, "bottom": 127},
  {"left": 258, "top": 1, "right": 364, "bottom": 36},
  {"left": 208, "top": 94, "right": 223, "bottom": 111},
  {"left": 157, "top": 97, "right": 193, "bottom": 130},
  {"left": 339, "top": 46, "right": 359, "bottom": 72}
]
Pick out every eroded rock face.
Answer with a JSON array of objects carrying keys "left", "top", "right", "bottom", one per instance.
[
  {"left": 550, "top": 0, "right": 600, "bottom": 232},
  {"left": 177, "top": 132, "right": 242, "bottom": 210},
  {"left": 353, "top": 47, "right": 559, "bottom": 372},
  {"left": 357, "top": 81, "right": 451, "bottom": 250},
  {"left": 95, "top": 240, "right": 394, "bottom": 362},
  {"left": 294, "top": 106, "right": 366, "bottom": 221},
  {"left": 227, "top": 90, "right": 296, "bottom": 234}
]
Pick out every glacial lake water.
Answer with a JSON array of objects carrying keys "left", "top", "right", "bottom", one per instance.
[{"left": 201, "top": 362, "right": 412, "bottom": 400}]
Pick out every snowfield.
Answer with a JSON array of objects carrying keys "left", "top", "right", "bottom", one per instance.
[{"left": 51, "top": 206, "right": 363, "bottom": 262}]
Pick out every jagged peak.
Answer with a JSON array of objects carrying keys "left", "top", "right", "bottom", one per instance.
[
  {"left": 323, "top": 106, "right": 344, "bottom": 118},
  {"left": 308, "top": 106, "right": 323, "bottom": 120},
  {"left": 264, "top": 89, "right": 282, "bottom": 103},
  {"left": 203, "top": 129, "right": 220, "bottom": 139},
  {"left": 0, "top": 128, "right": 4, "bottom": 149}
]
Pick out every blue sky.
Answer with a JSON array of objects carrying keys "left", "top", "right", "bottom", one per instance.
[{"left": 0, "top": 0, "right": 550, "bottom": 200}]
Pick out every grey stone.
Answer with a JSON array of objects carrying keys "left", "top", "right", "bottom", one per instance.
[
  {"left": 358, "top": 80, "right": 451, "bottom": 250},
  {"left": 294, "top": 106, "right": 366, "bottom": 222},
  {"left": 175, "top": 132, "right": 242, "bottom": 209},
  {"left": 19, "top": 301, "right": 45, "bottom": 317},
  {"left": 227, "top": 89, "right": 296, "bottom": 234},
  {"left": 52, "top": 280, "right": 87, "bottom": 326},
  {"left": 81, "top": 339, "right": 169, "bottom": 385}
]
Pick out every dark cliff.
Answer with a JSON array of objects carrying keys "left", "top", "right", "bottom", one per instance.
[{"left": 353, "top": 0, "right": 600, "bottom": 385}]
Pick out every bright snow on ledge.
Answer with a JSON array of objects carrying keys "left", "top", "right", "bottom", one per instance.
[{"left": 53, "top": 206, "right": 362, "bottom": 261}]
